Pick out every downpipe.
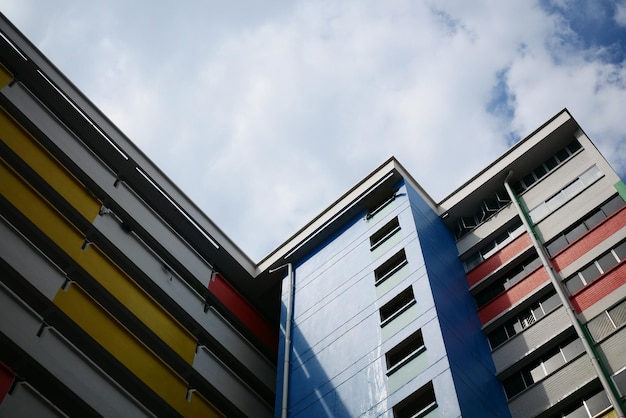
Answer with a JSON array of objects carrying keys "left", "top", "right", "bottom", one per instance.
[{"left": 269, "top": 263, "right": 294, "bottom": 418}]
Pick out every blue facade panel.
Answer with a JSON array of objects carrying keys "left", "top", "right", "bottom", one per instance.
[
  {"left": 276, "top": 179, "right": 509, "bottom": 417},
  {"left": 275, "top": 214, "right": 389, "bottom": 417},
  {"left": 404, "top": 182, "right": 511, "bottom": 418}
]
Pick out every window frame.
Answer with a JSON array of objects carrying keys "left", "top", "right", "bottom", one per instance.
[
  {"left": 385, "top": 329, "right": 426, "bottom": 376},
  {"left": 370, "top": 217, "right": 401, "bottom": 251},
  {"left": 374, "top": 249, "right": 408, "bottom": 286},
  {"left": 380, "top": 286, "right": 416, "bottom": 326}
]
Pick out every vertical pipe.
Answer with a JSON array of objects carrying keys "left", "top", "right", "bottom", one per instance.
[
  {"left": 504, "top": 171, "right": 625, "bottom": 417},
  {"left": 270, "top": 263, "right": 294, "bottom": 418}
]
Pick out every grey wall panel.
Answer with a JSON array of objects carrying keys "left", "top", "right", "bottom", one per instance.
[
  {"left": 507, "top": 354, "right": 596, "bottom": 418},
  {"left": 520, "top": 151, "right": 595, "bottom": 212},
  {"left": 2, "top": 84, "right": 214, "bottom": 288},
  {"left": 598, "top": 328, "right": 626, "bottom": 373},
  {"left": 204, "top": 307, "right": 276, "bottom": 390},
  {"left": 535, "top": 178, "right": 616, "bottom": 243},
  {"left": 91, "top": 213, "right": 275, "bottom": 390},
  {"left": 113, "top": 182, "right": 214, "bottom": 286},
  {"left": 192, "top": 346, "right": 272, "bottom": 418},
  {"left": 0, "top": 283, "right": 153, "bottom": 417},
  {"left": 0, "top": 383, "right": 67, "bottom": 418},
  {"left": 492, "top": 307, "right": 571, "bottom": 374},
  {"left": 0, "top": 217, "right": 65, "bottom": 300}
]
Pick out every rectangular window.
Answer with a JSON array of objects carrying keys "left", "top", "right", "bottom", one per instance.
[
  {"left": 375, "top": 249, "right": 408, "bottom": 286},
  {"left": 502, "top": 336, "right": 583, "bottom": 399},
  {"left": 386, "top": 329, "right": 425, "bottom": 374},
  {"left": 487, "top": 292, "right": 562, "bottom": 350},
  {"left": 564, "top": 241, "right": 626, "bottom": 295},
  {"left": 587, "top": 299, "right": 626, "bottom": 341},
  {"left": 559, "top": 389, "right": 611, "bottom": 418},
  {"left": 614, "top": 367, "right": 626, "bottom": 397},
  {"left": 474, "top": 254, "right": 540, "bottom": 308},
  {"left": 380, "top": 286, "right": 415, "bottom": 325},
  {"left": 529, "top": 165, "right": 602, "bottom": 223},
  {"left": 393, "top": 381, "right": 437, "bottom": 418},
  {"left": 370, "top": 217, "right": 401, "bottom": 250},
  {"left": 366, "top": 193, "right": 398, "bottom": 220}
]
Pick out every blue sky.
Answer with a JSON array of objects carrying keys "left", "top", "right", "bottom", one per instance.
[{"left": 3, "top": 1, "right": 626, "bottom": 260}]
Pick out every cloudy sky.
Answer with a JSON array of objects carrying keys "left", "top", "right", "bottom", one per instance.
[{"left": 3, "top": 1, "right": 626, "bottom": 260}]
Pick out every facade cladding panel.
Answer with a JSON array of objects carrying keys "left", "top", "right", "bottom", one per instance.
[
  {"left": 467, "top": 233, "right": 533, "bottom": 287},
  {"left": 1, "top": 12, "right": 626, "bottom": 418},
  {"left": 552, "top": 208, "right": 626, "bottom": 271},
  {"left": 405, "top": 183, "right": 512, "bottom": 417},
  {"left": 478, "top": 267, "right": 550, "bottom": 325}
]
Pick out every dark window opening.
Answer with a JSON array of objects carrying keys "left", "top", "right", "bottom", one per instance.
[
  {"left": 386, "top": 329, "right": 425, "bottom": 373},
  {"left": 393, "top": 381, "right": 437, "bottom": 418},
  {"left": 375, "top": 249, "right": 408, "bottom": 286},
  {"left": 380, "top": 286, "right": 415, "bottom": 324},
  {"left": 370, "top": 217, "right": 401, "bottom": 250}
]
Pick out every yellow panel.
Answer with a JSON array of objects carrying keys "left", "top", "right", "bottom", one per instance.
[
  {"left": 0, "top": 106, "right": 101, "bottom": 222},
  {"left": 0, "top": 158, "right": 86, "bottom": 251},
  {"left": 0, "top": 64, "right": 12, "bottom": 89},
  {"left": 599, "top": 409, "right": 617, "bottom": 418},
  {"left": 77, "top": 244, "right": 197, "bottom": 362},
  {"left": 54, "top": 283, "right": 222, "bottom": 417},
  {"left": 0, "top": 159, "right": 196, "bottom": 363}
]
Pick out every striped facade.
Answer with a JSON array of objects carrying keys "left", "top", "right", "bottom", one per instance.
[
  {"left": 1, "top": 12, "right": 625, "bottom": 418},
  {"left": 0, "top": 15, "right": 276, "bottom": 418},
  {"left": 440, "top": 112, "right": 626, "bottom": 418}
]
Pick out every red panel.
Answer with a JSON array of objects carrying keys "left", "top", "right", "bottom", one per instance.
[
  {"left": 0, "top": 361, "right": 15, "bottom": 405},
  {"left": 208, "top": 273, "right": 278, "bottom": 353},
  {"left": 570, "top": 261, "right": 626, "bottom": 313},
  {"left": 478, "top": 267, "right": 549, "bottom": 324},
  {"left": 553, "top": 207, "right": 626, "bottom": 272},
  {"left": 467, "top": 233, "right": 532, "bottom": 287}
]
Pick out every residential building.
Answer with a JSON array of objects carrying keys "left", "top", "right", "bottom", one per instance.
[
  {"left": 1, "top": 13, "right": 625, "bottom": 418},
  {"left": 0, "top": 14, "right": 278, "bottom": 418}
]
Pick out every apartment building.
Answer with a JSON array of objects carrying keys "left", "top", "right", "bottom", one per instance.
[
  {"left": 439, "top": 112, "right": 626, "bottom": 418},
  {"left": 1, "top": 12, "right": 625, "bottom": 418},
  {"left": 262, "top": 110, "right": 625, "bottom": 418}
]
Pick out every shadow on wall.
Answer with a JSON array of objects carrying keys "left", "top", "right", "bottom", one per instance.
[
  {"left": 406, "top": 183, "right": 512, "bottom": 418},
  {"left": 274, "top": 300, "right": 354, "bottom": 418}
]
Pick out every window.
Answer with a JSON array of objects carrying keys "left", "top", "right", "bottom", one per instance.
[
  {"left": 474, "top": 254, "right": 541, "bottom": 308},
  {"left": 545, "top": 195, "right": 625, "bottom": 256},
  {"left": 456, "top": 139, "right": 583, "bottom": 241},
  {"left": 463, "top": 219, "right": 524, "bottom": 271},
  {"left": 503, "top": 336, "right": 584, "bottom": 399},
  {"left": 554, "top": 389, "right": 611, "bottom": 418},
  {"left": 370, "top": 217, "right": 401, "bottom": 250},
  {"left": 511, "top": 139, "right": 582, "bottom": 196},
  {"left": 454, "top": 189, "right": 511, "bottom": 240},
  {"left": 614, "top": 367, "right": 626, "bottom": 397},
  {"left": 375, "top": 249, "right": 408, "bottom": 286},
  {"left": 564, "top": 241, "right": 626, "bottom": 294},
  {"left": 586, "top": 299, "right": 626, "bottom": 341},
  {"left": 366, "top": 192, "right": 399, "bottom": 220},
  {"left": 393, "top": 381, "right": 437, "bottom": 418},
  {"left": 487, "top": 292, "right": 561, "bottom": 349},
  {"left": 380, "top": 286, "right": 416, "bottom": 325},
  {"left": 529, "top": 165, "right": 603, "bottom": 223},
  {"left": 386, "top": 329, "right": 425, "bottom": 374}
]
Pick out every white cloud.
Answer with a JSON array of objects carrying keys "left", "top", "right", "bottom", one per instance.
[
  {"left": 615, "top": 1, "right": 626, "bottom": 27},
  {"left": 3, "top": 0, "right": 625, "bottom": 259}
]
